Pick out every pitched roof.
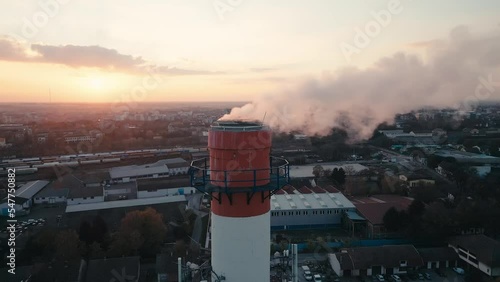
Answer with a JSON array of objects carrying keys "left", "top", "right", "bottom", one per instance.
[
  {"left": 14, "top": 180, "right": 50, "bottom": 199},
  {"left": 333, "top": 252, "right": 354, "bottom": 270},
  {"left": 110, "top": 162, "right": 170, "bottom": 179},
  {"left": 84, "top": 256, "right": 140, "bottom": 282},
  {"left": 137, "top": 176, "right": 191, "bottom": 191},
  {"left": 449, "top": 234, "right": 500, "bottom": 267},
  {"left": 352, "top": 195, "right": 413, "bottom": 225},
  {"left": 35, "top": 174, "right": 84, "bottom": 198},
  {"left": 68, "top": 185, "right": 103, "bottom": 199},
  {"left": 417, "top": 247, "right": 458, "bottom": 263},
  {"left": 338, "top": 245, "right": 424, "bottom": 270},
  {"left": 354, "top": 203, "right": 399, "bottom": 225}
]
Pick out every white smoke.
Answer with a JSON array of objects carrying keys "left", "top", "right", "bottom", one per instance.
[{"left": 221, "top": 26, "right": 500, "bottom": 140}]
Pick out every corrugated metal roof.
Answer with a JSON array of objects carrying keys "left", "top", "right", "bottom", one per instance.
[
  {"left": 271, "top": 191, "right": 355, "bottom": 211},
  {"left": 15, "top": 180, "right": 50, "bottom": 199},
  {"left": 66, "top": 195, "right": 187, "bottom": 213}
]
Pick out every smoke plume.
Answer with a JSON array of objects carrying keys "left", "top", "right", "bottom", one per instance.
[{"left": 221, "top": 26, "right": 500, "bottom": 140}]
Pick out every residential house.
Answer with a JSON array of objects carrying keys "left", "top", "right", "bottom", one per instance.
[
  {"left": 448, "top": 234, "right": 500, "bottom": 277},
  {"left": 417, "top": 247, "right": 458, "bottom": 269},
  {"left": 329, "top": 245, "right": 424, "bottom": 277}
]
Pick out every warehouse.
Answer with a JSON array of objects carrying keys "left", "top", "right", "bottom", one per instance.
[
  {"left": 0, "top": 180, "right": 49, "bottom": 216},
  {"left": 270, "top": 185, "right": 356, "bottom": 230}
]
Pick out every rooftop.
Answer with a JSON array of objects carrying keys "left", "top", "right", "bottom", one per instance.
[
  {"left": 109, "top": 159, "right": 171, "bottom": 179},
  {"left": 449, "top": 234, "right": 500, "bottom": 267},
  {"left": 35, "top": 174, "right": 86, "bottom": 198},
  {"left": 12, "top": 180, "right": 49, "bottom": 200},
  {"left": 434, "top": 150, "right": 500, "bottom": 164},
  {"left": 351, "top": 195, "right": 414, "bottom": 225},
  {"left": 68, "top": 185, "right": 103, "bottom": 199},
  {"left": 271, "top": 187, "right": 354, "bottom": 211},
  {"left": 66, "top": 194, "right": 187, "bottom": 213},
  {"left": 333, "top": 245, "right": 424, "bottom": 270},
  {"left": 137, "top": 176, "right": 191, "bottom": 191},
  {"left": 417, "top": 247, "right": 458, "bottom": 263}
]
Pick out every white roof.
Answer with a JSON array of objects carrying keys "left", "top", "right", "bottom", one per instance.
[
  {"left": 66, "top": 195, "right": 187, "bottom": 213},
  {"left": 271, "top": 192, "right": 355, "bottom": 211},
  {"left": 15, "top": 180, "right": 50, "bottom": 199},
  {"left": 109, "top": 162, "right": 170, "bottom": 179}
]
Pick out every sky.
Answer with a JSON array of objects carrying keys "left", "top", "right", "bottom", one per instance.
[{"left": 1, "top": 0, "right": 500, "bottom": 103}]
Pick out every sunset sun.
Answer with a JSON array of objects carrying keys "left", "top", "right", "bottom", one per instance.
[{"left": 89, "top": 77, "right": 103, "bottom": 91}]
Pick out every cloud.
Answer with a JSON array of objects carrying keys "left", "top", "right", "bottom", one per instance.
[
  {"left": 0, "top": 36, "right": 220, "bottom": 75},
  {"left": 0, "top": 37, "right": 31, "bottom": 61},
  {"left": 30, "top": 44, "right": 146, "bottom": 71},
  {"left": 222, "top": 26, "right": 500, "bottom": 141}
]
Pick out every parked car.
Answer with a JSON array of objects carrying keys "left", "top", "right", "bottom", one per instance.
[
  {"left": 304, "top": 272, "right": 313, "bottom": 281},
  {"left": 453, "top": 267, "right": 465, "bottom": 275},
  {"left": 390, "top": 274, "right": 401, "bottom": 282},
  {"left": 313, "top": 274, "right": 322, "bottom": 282},
  {"left": 376, "top": 274, "right": 385, "bottom": 281},
  {"left": 418, "top": 273, "right": 424, "bottom": 280}
]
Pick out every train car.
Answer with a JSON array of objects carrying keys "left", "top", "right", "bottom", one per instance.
[
  {"left": 77, "top": 153, "right": 94, "bottom": 158},
  {"left": 34, "top": 162, "right": 60, "bottom": 168},
  {"left": 4, "top": 159, "right": 22, "bottom": 163},
  {"left": 16, "top": 168, "right": 38, "bottom": 175},
  {"left": 60, "top": 161, "right": 79, "bottom": 167},
  {"left": 14, "top": 165, "right": 30, "bottom": 169},
  {"left": 22, "top": 157, "right": 41, "bottom": 162},
  {"left": 79, "top": 159, "right": 101, "bottom": 165},
  {"left": 102, "top": 158, "right": 121, "bottom": 163}
]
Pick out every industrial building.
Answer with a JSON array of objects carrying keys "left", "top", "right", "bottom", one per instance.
[
  {"left": 270, "top": 185, "right": 356, "bottom": 230},
  {"left": 136, "top": 176, "right": 196, "bottom": 198},
  {"left": 64, "top": 195, "right": 187, "bottom": 230},
  {"left": 329, "top": 245, "right": 424, "bottom": 277},
  {"left": 109, "top": 158, "right": 189, "bottom": 183},
  {"left": 0, "top": 180, "right": 49, "bottom": 216}
]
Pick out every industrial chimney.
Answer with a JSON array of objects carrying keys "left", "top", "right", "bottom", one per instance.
[{"left": 190, "top": 120, "right": 289, "bottom": 282}]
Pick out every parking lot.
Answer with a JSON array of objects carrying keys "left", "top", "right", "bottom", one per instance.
[
  {"left": 294, "top": 268, "right": 466, "bottom": 282},
  {"left": 288, "top": 254, "right": 467, "bottom": 282}
]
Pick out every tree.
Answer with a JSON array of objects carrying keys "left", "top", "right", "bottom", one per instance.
[
  {"left": 330, "top": 168, "right": 346, "bottom": 185},
  {"left": 109, "top": 207, "right": 168, "bottom": 257},
  {"left": 79, "top": 220, "right": 92, "bottom": 244},
  {"left": 419, "top": 202, "right": 456, "bottom": 243},
  {"left": 383, "top": 207, "right": 407, "bottom": 232},
  {"left": 408, "top": 199, "right": 425, "bottom": 219},
  {"left": 91, "top": 215, "right": 108, "bottom": 243},
  {"left": 89, "top": 242, "right": 105, "bottom": 259},
  {"left": 312, "top": 165, "right": 324, "bottom": 178},
  {"left": 55, "top": 230, "right": 82, "bottom": 261}
]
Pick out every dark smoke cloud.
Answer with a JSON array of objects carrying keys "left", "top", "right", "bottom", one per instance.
[{"left": 222, "top": 26, "right": 500, "bottom": 140}]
